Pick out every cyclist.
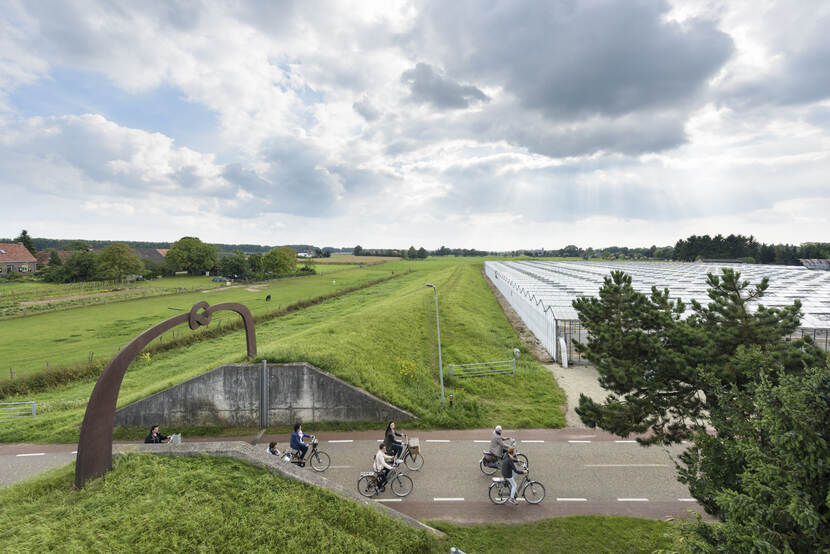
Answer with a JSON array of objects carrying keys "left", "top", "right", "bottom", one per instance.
[
  {"left": 501, "top": 446, "right": 526, "bottom": 505},
  {"left": 489, "top": 425, "right": 512, "bottom": 458},
  {"left": 290, "top": 423, "right": 314, "bottom": 460},
  {"left": 373, "top": 443, "right": 395, "bottom": 491},
  {"left": 384, "top": 421, "right": 404, "bottom": 459}
]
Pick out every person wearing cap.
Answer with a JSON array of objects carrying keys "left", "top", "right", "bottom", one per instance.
[{"left": 489, "top": 425, "right": 512, "bottom": 458}]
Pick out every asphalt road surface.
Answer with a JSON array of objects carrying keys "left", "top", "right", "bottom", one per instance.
[{"left": 0, "top": 429, "right": 710, "bottom": 523}]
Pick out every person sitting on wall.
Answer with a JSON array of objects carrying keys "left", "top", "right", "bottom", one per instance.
[
  {"left": 144, "top": 425, "right": 169, "bottom": 444},
  {"left": 290, "top": 423, "right": 314, "bottom": 460},
  {"left": 266, "top": 441, "right": 281, "bottom": 457}
]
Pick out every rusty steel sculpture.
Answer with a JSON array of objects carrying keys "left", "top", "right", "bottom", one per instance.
[{"left": 74, "top": 301, "right": 256, "bottom": 488}]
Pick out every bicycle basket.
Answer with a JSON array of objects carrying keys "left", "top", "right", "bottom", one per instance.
[{"left": 408, "top": 437, "right": 420, "bottom": 455}]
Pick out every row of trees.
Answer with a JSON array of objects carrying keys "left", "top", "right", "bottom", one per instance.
[
  {"left": 673, "top": 234, "right": 830, "bottom": 264},
  {"left": 352, "top": 245, "right": 490, "bottom": 258},
  {"left": 574, "top": 269, "right": 829, "bottom": 550},
  {"left": 35, "top": 236, "right": 300, "bottom": 283},
  {"left": 40, "top": 243, "right": 144, "bottom": 283},
  {"left": 217, "top": 247, "right": 299, "bottom": 280}
]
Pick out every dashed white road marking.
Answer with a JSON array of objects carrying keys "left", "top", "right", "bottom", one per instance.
[
  {"left": 521, "top": 440, "right": 544, "bottom": 443},
  {"left": 327, "top": 440, "right": 353, "bottom": 443},
  {"left": 374, "top": 499, "right": 402, "bottom": 502},
  {"left": 556, "top": 498, "right": 588, "bottom": 502},
  {"left": 473, "top": 440, "right": 490, "bottom": 443},
  {"left": 615, "top": 440, "right": 637, "bottom": 443},
  {"left": 329, "top": 465, "right": 353, "bottom": 469},
  {"left": 71, "top": 451, "right": 77, "bottom": 454},
  {"left": 568, "top": 440, "right": 592, "bottom": 443},
  {"left": 434, "top": 497, "right": 464, "bottom": 502},
  {"left": 16, "top": 453, "right": 45, "bottom": 457},
  {"left": 585, "top": 464, "right": 668, "bottom": 468},
  {"left": 678, "top": 498, "right": 697, "bottom": 502},
  {"left": 425, "top": 440, "right": 450, "bottom": 443},
  {"left": 618, "top": 498, "right": 649, "bottom": 502}
]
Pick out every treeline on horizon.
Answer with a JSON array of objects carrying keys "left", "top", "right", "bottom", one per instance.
[
  {"left": 4, "top": 233, "right": 829, "bottom": 266},
  {"left": 518, "top": 234, "right": 830, "bottom": 265}
]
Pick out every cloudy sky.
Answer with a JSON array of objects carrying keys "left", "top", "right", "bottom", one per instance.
[{"left": 1, "top": 0, "right": 828, "bottom": 250}]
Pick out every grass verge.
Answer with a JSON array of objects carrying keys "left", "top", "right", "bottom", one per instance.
[{"left": 0, "top": 456, "right": 678, "bottom": 553}]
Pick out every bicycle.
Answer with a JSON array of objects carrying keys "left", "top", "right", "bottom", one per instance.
[
  {"left": 357, "top": 461, "right": 414, "bottom": 498},
  {"left": 479, "top": 439, "right": 529, "bottom": 475},
  {"left": 387, "top": 433, "right": 423, "bottom": 471},
  {"left": 284, "top": 438, "right": 331, "bottom": 472},
  {"left": 488, "top": 467, "right": 545, "bottom": 504}
]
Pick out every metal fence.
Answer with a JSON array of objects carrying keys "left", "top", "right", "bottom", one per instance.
[
  {"left": 0, "top": 401, "right": 36, "bottom": 419},
  {"left": 484, "top": 263, "right": 559, "bottom": 360},
  {"left": 448, "top": 359, "right": 516, "bottom": 378},
  {"left": 790, "top": 328, "right": 830, "bottom": 352}
]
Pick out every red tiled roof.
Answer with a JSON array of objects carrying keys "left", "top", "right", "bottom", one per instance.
[
  {"left": 156, "top": 249, "right": 169, "bottom": 257},
  {"left": 35, "top": 250, "right": 73, "bottom": 265},
  {"left": 0, "top": 243, "right": 37, "bottom": 263}
]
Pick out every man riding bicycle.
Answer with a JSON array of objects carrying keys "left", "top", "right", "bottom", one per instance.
[
  {"left": 489, "top": 425, "right": 512, "bottom": 458},
  {"left": 290, "top": 423, "right": 314, "bottom": 460},
  {"left": 373, "top": 443, "right": 395, "bottom": 491}
]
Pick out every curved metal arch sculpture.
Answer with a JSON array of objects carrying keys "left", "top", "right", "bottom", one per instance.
[{"left": 74, "top": 301, "right": 256, "bottom": 488}]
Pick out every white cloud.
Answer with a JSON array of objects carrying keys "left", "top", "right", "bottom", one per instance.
[{"left": 0, "top": 1, "right": 829, "bottom": 249}]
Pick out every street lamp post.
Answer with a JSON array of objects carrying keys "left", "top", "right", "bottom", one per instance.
[{"left": 425, "top": 283, "right": 445, "bottom": 405}]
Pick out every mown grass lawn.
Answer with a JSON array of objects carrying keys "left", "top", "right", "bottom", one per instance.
[
  {"left": 0, "top": 263, "right": 399, "bottom": 379},
  {"left": 0, "top": 259, "right": 565, "bottom": 442},
  {"left": 0, "top": 456, "right": 678, "bottom": 554}
]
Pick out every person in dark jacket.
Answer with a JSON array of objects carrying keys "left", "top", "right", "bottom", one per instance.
[
  {"left": 501, "top": 446, "right": 525, "bottom": 504},
  {"left": 290, "top": 423, "right": 313, "bottom": 460},
  {"left": 266, "top": 441, "right": 281, "bottom": 456},
  {"left": 144, "top": 425, "right": 168, "bottom": 444},
  {"left": 384, "top": 421, "right": 403, "bottom": 459}
]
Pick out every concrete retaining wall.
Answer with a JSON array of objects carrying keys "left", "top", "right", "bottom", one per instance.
[{"left": 114, "top": 362, "right": 414, "bottom": 428}]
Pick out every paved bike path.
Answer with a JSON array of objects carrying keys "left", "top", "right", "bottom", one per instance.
[{"left": 0, "top": 429, "right": 709, "bottom": 522}]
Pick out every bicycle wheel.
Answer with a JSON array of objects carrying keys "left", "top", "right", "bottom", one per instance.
[
  {"left": 404, "top": 452, "right": 423, "bottom": 471},
  {"left": 357, "top": 476, "right": 377, "bottom": 498},
  {"left": 488, "top": 482, "right": 510, "bottom": 504},
  {"left": 480, "top": 459, "right": 498, "bottom": 475},
  {"left": 310, "top": 451, "right": 331, "bottom": 472},
  {"left": 523, "top": 481, "right": 545, "bottom": 504},
  {"left": 390, "top": 474, "right": 414, "bottom": 497},
  {"left": 516, "top": 454, "right": 529, "bottom": 470}
]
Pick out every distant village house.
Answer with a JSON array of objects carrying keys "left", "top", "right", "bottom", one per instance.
[{"left": 0, "top": 243, "right": 37, "bottom": 274}]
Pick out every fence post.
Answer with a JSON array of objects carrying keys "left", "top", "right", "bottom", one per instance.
[
  {"left": 512, "top": 358, "right": 516, "bottom": 375},
  {"left": 32, "top": 402, "right": 36, "bottom": 417}
]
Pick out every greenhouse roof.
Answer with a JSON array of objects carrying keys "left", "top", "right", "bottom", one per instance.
[{"left": 487, "top": 261, "right": 830, "bottom": 329}]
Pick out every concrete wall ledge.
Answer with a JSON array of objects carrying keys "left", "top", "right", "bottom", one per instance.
[{"left": 114, "top": 441, "right": 443, "bottom": 537}]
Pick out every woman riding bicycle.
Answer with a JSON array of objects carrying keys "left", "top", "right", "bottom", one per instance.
[
  {"left": 502, "top": 446, "right": 526, "bottom": 505},
  {"left": 384, "top": 421, "right": 404, "bottom": 459}
]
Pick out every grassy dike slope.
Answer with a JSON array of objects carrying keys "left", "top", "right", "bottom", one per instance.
[
  {"left": 0, "top": 263, "right": 392, "bottom": 379},
  {"left": 0, "top": 456, "right": 676, "bottom": 553},
  {"left": 0, "top": 259, "right": 564, "bottom": 442}
]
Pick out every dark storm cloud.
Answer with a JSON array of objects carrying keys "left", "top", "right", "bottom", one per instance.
[
  {"left": 410, "top": 0, "right": 732, "bottom": 119},
  {"left": 401, "top": 63, "right": 490, "bottom": 109}
]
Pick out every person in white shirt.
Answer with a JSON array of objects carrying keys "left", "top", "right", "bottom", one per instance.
[{"left": 373, "top": 443, "right": 395, "bottom": 490}]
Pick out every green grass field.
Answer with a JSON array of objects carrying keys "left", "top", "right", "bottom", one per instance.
[
  {"left": 0, "top": 264, "right": 396, "bottom": 380},
  {"left": 0, "top": 259, "right": 564, "bottom": 442},
  {"left": 0, "top": 456, "right": 677, "bottom": 553}
]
